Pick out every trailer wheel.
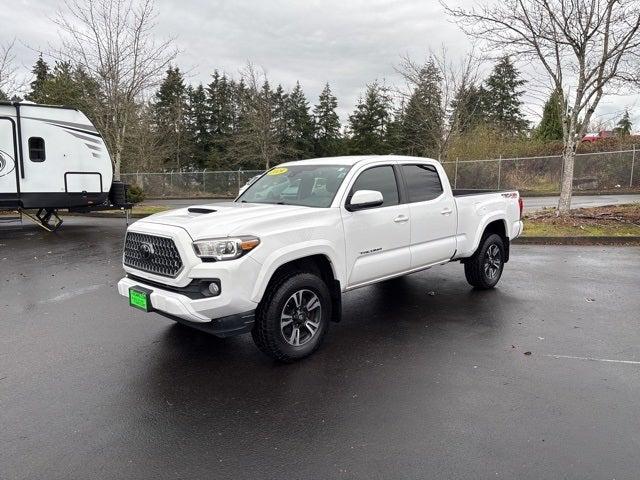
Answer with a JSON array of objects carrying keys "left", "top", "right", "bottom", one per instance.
[
  {"left": 252, "top": 272, "right": 331, "bottom": 362},
  {"left": 464, "top": 233, "right": 505, "bottom": 289}
]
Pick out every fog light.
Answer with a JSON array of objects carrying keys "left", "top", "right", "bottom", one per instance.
[{"left": 208, "top": 281, "right": 221, "bottom": 296}]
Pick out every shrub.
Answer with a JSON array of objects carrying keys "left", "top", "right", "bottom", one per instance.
[{"left": 126, "top": 184, "right": 146, "bottom": 204}]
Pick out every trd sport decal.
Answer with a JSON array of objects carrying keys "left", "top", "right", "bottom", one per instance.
[
  {"left": 0, "top": 150, "right": 15, "bottom": 177},
  {"left": 359, "top": 247, "right": 382, "bottom": 255}
]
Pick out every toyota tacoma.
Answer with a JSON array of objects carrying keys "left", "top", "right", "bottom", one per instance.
[{"left": 118, "top": 156, "right": 523, "bottom": 361}]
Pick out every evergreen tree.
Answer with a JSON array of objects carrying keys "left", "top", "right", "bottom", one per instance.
[
  {"left": 534, "top": 88, "right": 564, "bottom": 141},
  {"left": 272, "top": 84, "right": 290, "bottom": 156},
  {"left": 348, "top": 81, "right": 393, "bottom": 154},
  {"left": 384, "top": 102, "right": 405, "bottom": 155},
  {"left": 26, "top": 55, "right": 51, "bottom": 103},
  {"left": 24, "top": 60, "right": 99, "bottom": 115},
  {"left": 284, "top": 81, "right": 314, "bottom": 159},
  {"left": 614, "top": 109, "right": 632, "bottom": 136},
  {"left": 313, "top": 83, "right": 341, "bottom": 157},
  {"left": 186, "top": 84, "right": 209, "bottom": 168},
  {"left": 23, "top": 58, "right": 95, "bottom": 111},
  {"left": 451, "top": 84, "right": 487, "bottom": 135},
  {"left": 153, "top": 67, "right": 188, "bottom": 169},
  {"left": 206, "top": 71, "right": 237, "bottom": 167},
  {"left": 230, "top": 77, "right": 280, "bottom": 170},
  {"left": 232, "top": 78, "right": 248, "bottom": 133},
  {"left": 400, "top": 59, "right": 443, "bottom": 157},
  {"left": 484, "top": 56, "right": 528, "bottom": 135},
  {"left": 42, "top": 62, "right": 85, "bottom": 107}
]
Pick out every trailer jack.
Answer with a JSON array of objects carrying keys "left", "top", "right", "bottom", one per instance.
[{"left": 21, "top": 208, "right": 63, "bottom": 232}]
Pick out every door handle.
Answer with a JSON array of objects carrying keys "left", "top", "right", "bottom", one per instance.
[
  {"left": 393, "top": 214, "right": 409, "bottom": 223},
  {"left": 440, "top": 208, "right": 453, "bottom": 216}
]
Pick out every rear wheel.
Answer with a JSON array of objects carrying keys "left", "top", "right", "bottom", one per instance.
[
  {"left": 464, "top": 233, "right": 505, "bottom": 289},
  {"left": 252, "top": 272, "right": 331, "bottom": 362}
]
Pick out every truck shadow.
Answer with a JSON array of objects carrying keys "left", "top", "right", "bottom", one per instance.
[
  {"left": 126, "top": 270, "right": 523, "bottom": 458},
  {"left": 140, "top": 268, "right": 520, "bottom": 378}
]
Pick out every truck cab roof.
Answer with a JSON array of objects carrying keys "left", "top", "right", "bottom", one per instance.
[{"left": 279, "top": 155, "right": 439, "bottom": 167}]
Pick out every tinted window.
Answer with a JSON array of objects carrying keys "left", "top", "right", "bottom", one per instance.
[
  {"left": 350, "top": 166, "right": 399, "bottom": 207},
  {"left": 402, "top": 164, "right": 443, "bottom": 202},
  {"left": 29, "top": 137, "right": 46, "bottom": 162}
]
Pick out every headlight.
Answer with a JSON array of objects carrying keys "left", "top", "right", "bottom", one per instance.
[{"left": 192, "top": 236, "right": 260, "bottom": 261}]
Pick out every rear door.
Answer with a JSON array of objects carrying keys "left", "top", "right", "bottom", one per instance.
[
  {"left": 0, "top": 118, "right": 18, "bottom": 198},
  {"left": 400, "top": 162, "right": 457, "bottom": 267},
  {"left": 341, "top": 164, "right": 411, "bottom": 287}
]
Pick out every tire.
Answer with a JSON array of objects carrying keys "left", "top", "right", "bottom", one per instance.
[
  {"left": 464, "top": 233, "right": 505, "bottom": 289},
  {"left": 252, "top": 272, "right": 331, "bottom": 362}
]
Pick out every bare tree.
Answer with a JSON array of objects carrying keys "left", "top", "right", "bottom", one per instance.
[
  {"left": 444, "top": 0, "right": 640, "bottom": 214},
  {"left": 0, "top": 39, "right": 19, "bottom": 99},
  {"left": 230, "top": 62, "right": 281, "bottom": 170},
  {"left": 124, "top": 102, "right": 171, "bottom": 173},
  {"left": 396, "top": 47, "right": 481, "bottom": 160},
  {"left": 54, "top": 0, "right": 177, "bottom": 179}
]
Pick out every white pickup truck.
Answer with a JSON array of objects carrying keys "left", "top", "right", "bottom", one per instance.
[{"left": 118, "top": 156, "right": 523, "bottom": 361}]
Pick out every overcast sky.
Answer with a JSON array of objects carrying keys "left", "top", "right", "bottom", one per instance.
[{"left": 3, "top": 0, "right": 638, "bottom": 128}]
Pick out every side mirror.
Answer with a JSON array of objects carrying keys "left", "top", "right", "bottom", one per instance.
[{"left": 347, "top": 190, "right": 384, "bottom": 211}]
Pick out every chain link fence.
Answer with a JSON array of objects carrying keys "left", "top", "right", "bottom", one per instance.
[
  {"left": 120, "top": 170, "right": 263, "bottom": 198},
  {"left": 122, "top": 148, "right": 639, "bottom": 199},
  {"left": 443, "top": 148, "right": 638, "bottom": 192}
]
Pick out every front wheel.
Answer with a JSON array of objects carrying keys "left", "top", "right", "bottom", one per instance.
[
  {"left": 252, "top": 272, "right": 331, "bottom": 362},
  {"left": 464, "top": 233, "right": 505, "bottom": 289}
]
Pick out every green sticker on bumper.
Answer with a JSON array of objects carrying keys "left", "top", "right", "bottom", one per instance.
[{"left": 129, "top": 288, "right": 150, "bottom": 311}]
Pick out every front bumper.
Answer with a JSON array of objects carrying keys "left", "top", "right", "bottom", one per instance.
[
  {"left": 118, "top": 277, "right": 257, "bottom": 337},
  {"left": 118, "top": 258, "right": 259, "bottom": 337},
  {"left": 119, "top": 220, "right": 263, "bottom": 336}
]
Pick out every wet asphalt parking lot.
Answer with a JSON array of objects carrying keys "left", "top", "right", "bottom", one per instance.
[{"left": 1, "top": 217, "right": 639, "bottom": 480}]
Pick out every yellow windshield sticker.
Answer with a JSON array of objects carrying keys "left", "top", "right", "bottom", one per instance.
[{"left": 267, "top": 167, "right": 288, "bottom": 176}]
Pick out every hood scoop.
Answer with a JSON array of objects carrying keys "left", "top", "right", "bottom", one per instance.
[{"left": 188, "top": 207, "right": 217, "bottom": 214}]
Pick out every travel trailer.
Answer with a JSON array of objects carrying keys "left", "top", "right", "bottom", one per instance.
[{"left": 0, "top": 101, "right": 127, "bottom": 230}]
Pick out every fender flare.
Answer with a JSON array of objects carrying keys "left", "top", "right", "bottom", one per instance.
[
  {"left": 468, "top": 215, "right": 509, "bottom": 256},
  {"left": 250, "top": 241, "right": 343, "bottom": 304}
]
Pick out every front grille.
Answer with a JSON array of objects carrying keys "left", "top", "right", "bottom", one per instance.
[{"left": 124, "top": 232, "right": 183, "bottom": 278}]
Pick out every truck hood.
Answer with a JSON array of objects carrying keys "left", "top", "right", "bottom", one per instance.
[{"left": 138, "top": 202, "right": 310, "bottom": 239}]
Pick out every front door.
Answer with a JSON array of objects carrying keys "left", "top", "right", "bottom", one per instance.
[
  {"left": 342, "top": 164, "right": 411, "bottom": 287},
  {"left": 0, "top": 118, "right": 18, "bottom": 200}
]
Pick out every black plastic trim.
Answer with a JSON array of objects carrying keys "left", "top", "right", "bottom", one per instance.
[
  {"left": 126, "top": 274, "right": 220, "bottom": 300},
  {"left": 157, "top": 310, "right": 256, "bottom": 338},
  {"left": 393, "top": 163, "right": 408, "bottom": 204},
  {"left": 14, "top": 104, "right": 25, "bottom": 179},
  {"left": 4, "top": 192, "right": 109, "bottom": 209}
]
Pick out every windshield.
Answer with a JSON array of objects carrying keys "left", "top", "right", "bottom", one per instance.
[{"left": 236, "top": 164, "right": 351, "bottom": 207}]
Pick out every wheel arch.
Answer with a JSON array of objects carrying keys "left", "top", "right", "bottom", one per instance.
[
  {"left": 252, "top": 252, "right": 343, "bottom": 322},
  {"left": 481, "top": 219, "right": 510, "bottom": 262},
  {"left": 463, "top": 217, "right": 510, "bottom": 263}
]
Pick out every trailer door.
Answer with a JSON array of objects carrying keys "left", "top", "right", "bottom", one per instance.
[{"left": 0, "top": 118, "right": 18, "bottom": 200}]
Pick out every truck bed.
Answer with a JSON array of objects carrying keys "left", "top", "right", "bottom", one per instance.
[{"left": 452, "top": 189, "right": 514, "bottom": 197}]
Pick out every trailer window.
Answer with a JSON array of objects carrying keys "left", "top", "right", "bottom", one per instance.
[{"left": 29, "top": 137, "right": 46, "bottom": 162}]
